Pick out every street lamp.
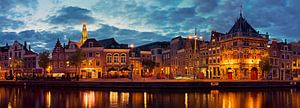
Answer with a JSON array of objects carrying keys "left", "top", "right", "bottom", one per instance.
[
  {"left": 9, "top": 57, "right": 12, "bottom": 79},
  {"left": 189, "top": 35, "right": 200, "bottom": 80}
]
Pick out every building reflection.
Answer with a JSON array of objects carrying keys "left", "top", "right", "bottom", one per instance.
[{"left": 0, "top": 87, "right": 299, "bottom": 108}]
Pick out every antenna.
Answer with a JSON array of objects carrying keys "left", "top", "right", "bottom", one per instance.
[{"left": 194, "top": 27, "right": 197, "bottom": 35}]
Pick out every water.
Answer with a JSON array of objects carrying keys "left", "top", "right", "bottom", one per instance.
[{"left": 0, "top": 87, "right": 299, "bottom": 108}]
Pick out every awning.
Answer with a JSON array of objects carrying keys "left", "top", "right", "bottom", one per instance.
[
  {"left": 119, "top": 67, "right": 130, "bottom": 71},
  {"left": 107, "top": 67, "right": 118, "bottom": 72}
]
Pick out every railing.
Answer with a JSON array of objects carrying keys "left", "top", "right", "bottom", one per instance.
[{"left": 223, "top": 32, "right": 269, "bottom": 40}]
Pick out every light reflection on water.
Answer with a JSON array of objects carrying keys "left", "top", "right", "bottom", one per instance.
[{"left": 0, "top": 87, "right": 299, "bottom": 108}]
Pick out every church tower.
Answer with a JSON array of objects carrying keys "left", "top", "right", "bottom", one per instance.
[{"left": 80, "top": 23, "right": 88, "bottom": 44}]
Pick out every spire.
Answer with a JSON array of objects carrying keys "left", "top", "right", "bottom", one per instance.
[
  {"left": 80, "top": 22, "right": 88, "bottom": 44},
  {"left": 240, "top": 0, "right": 243, "bottom": 17},
  {"left": 194, "top": 27, "right": 197, "bottom": 35}
]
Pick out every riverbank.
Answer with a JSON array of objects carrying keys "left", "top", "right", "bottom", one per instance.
[{"left": 0, "top": 79, "right": 299, "bottom": 89}]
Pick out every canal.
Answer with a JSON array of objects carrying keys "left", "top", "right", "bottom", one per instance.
[{"left": 0, "top": 87, "right": 299, "bottom": 108}]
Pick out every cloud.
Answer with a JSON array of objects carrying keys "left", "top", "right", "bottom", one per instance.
[
  {"left": 0, "top": 0, "right": 37, "bottom": 16},
  {"left": 47, "top": 6, "right": 96, "bottom": 25},
  {"left": 0, "top": 16, "right": 25, "bottom": 30}
]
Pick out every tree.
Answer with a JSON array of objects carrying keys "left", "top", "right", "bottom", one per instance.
[
  {"left": 10, "top": 57, "right": 24, "bottom": 79},
  {"left": 38, "top": 51, "right": 51, "bottom": 76},
  {"left": 68, "top": 49, "right": 84, "bottom": 77},
  {"left": 259, "top": 57, "right": 271, "bottom": 79},
  {"left": 142, "top": 60, "right": 155, "bottom": 76}
]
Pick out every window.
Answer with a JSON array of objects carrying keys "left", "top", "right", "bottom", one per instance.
[
  {"left": 89, "top": 52, "right": 93, "bottom": 57},
  {"left": 113, "top": 53, "right": 119, "bottom": 63},
  {"left": 96, "top": 61, "right": 100, "bottom": 66},
  {"left": 95, "top": 53, "right": 100, "bottom": 57},
  {"left": 121, "top": 54, "right": 126, "bottom": 63},
  {"left": 88, "top": 42, "right": 93, "bottom": 47},
  {"left": 284, "top": 46, "right": 288, "bottom": 50},
  {"left": 286, "top": 55, "right": 290, "bottom": 60},
  {"left": 281, "top": 55, "right": 284, "bottom": 59},
  {"left": 233, "top": 41, "right": 237, "bottom": 46},
  {"left": 273, "top": 51, "right": 277, "bottom": 56},
  {"left": 18, "top": 52, "right": 21, "bottom": 58},
  {"left": 243, "top": 42, "right": 249, "bottom": 46},
  {"left": 259, "top": 43, "right": 264, "bottom": 47},
  {"left": 106, "top": 54, "right": 112, "bottom": 63}
]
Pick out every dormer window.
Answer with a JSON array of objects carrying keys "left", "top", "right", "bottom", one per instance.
[
  {"left": 70, "top": 44, "right": 75, "bottom": 49},
  {"left": 88, "top": 42, "right": 93, "bottom": 48}
]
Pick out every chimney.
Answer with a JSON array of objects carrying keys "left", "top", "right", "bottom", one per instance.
[
  {"left": 284, "top": 39, "right": 287, "bottom": 44},
  {"left": 24, "top": 41, "right": 27, "bottom": 49}
]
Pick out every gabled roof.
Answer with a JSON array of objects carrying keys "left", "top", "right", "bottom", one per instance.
[
  {"left": 136, "top": 41, "right": 170, "bottom": 51},
  {"left": 98, "top": 38, "right": 128, "bottom": 49},
  {"left": 65, "top": 41, "right": 80, "bottom": 49},
  {"left": 0, "top": 46, "right": 9, "bottom": 52},
  {"left": 24, "top": 50, "right": 37, "bottom": 55},
  {"left": 227, "top": 15, "right": 258, "bottom": 34},
  {"left": 81, "top": 38, "right": 102, "bottom": 48}
]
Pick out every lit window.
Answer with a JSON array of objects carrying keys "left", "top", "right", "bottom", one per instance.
[
  {"left": 121, "top": 53, "right": 126, "bottom": 63},
  {"left": 106, "top": 54, "right": 112, "bottom": 63},
  {"left": 113, "top": 53, "right": 119, "bottom": 63}
]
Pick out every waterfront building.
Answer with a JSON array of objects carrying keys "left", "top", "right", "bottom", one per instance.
[
  {"left": 7, "top": 41, "right": 39, "bottom": 77},
  {"left": 162, "top": 49, "right": 171, "bottom": 76},
  {"left": 217, "top": 14, "right": 269, "bottom": 80},
  {"left": 199, "top": 41, "right": 209, "bottom": 78},
  {"left": 136, "top": 42, "right": 169, "bottom": 76},
  {"left": 207, "top": 31, "right": 223, "bottom": 79},
  {"left": 0, "top": 44, "right": 9, "bottom": 79},
  {"left": 80, "top": 38, "right": 103, "bottom": 78},
  {"left": 291, "top": 42, "right": 300, "bottom": 79},
  {"left": 51, "top": 39, "right": 66, "bottom": 77},
  {"left": 99, "top": 38, "right": 131, "bottom": 78},
  {"left": 268, "top": 39, "right": 293, "bottom": 80}
]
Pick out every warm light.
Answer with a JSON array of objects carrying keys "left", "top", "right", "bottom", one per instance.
[
  {"left": 46, "top": 91, "right": 51, "bottom": 108},
  {"left": 144, "top": 92, "right": 147, "bottom": 108},
  {"left": 110, "top": 92, "right": 118, "bottom": 107},
  {"left": 199, "top": 36, "right": 203, "bottom": 40},
  {"left": 267, "top": 45, "right": 271, "bottom": 48},
  {"left": 83, "top": 91, "right": 95, "bottom": 108},
  {"left": 129, "top": 44, "right": 134, "bottom": 48},
  {"left": 188, "top": 36, "right": 193, "bottom": 39},
  {"left": 185, "top": 93, "right": 188, "bottom": 108},
  {"left": 9, "top": 57, "right": 11, "bottom": 60}
]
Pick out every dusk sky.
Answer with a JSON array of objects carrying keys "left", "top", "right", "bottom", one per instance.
[{"left": 0, "top": 0, "right": 299, "bottom": 52}]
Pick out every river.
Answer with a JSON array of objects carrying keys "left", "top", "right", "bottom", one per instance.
[{"left": 0, "top": 87, "right": 299, "bottom": 108}]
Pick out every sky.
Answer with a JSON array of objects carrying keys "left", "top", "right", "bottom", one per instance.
[{"left": 0, "top": 0, "right": 300, "bottom": 52}]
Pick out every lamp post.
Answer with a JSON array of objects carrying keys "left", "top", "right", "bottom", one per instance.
[
  {"left": 189, "top": 34, "right": 202, "bottom": 80},
  {"left": 9, "top": 57, "right": 12, "bottom": 79}
]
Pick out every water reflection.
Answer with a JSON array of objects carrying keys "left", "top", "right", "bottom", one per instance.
[{"left": 0, "top": 87, "right": 299, "bottom": 108}]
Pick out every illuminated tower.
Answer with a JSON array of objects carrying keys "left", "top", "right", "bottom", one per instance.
[{"left": 80, "top": 23, "right": 88, "bottom": 44}]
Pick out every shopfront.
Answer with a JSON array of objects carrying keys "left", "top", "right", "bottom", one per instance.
[{"left": 81, "top": 68, "right": 102, "bottom": 78}]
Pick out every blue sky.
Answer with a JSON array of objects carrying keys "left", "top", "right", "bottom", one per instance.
[{"left": 0, "top": 0, "right": 300, "bottom": 52}]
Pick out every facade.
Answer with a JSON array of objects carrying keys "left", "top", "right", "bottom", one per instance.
[
  {"left": 0, "top": 44, "right": 9, "bottom": 79},
  {"left": 217, "top": 15, "right": 269, "bottom": 80},
  {"left": 291, "top": 42, "right": 300, "bottom": 79},
  {"left": 269, "top": 39, "right": 293, "bottom": 80},
  {"left": 52, "top": 39, "right": 66, "bottom": 77},
  {"left": 80, "top": 38, "right": 103, "bottom": 78}
]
